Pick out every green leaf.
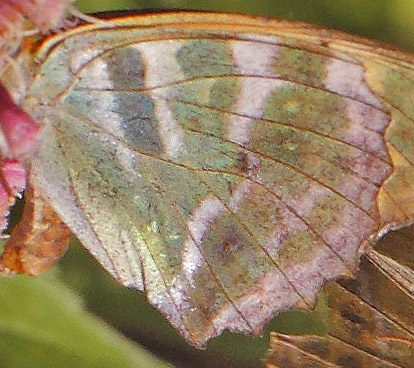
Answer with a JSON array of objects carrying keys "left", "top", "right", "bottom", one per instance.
[{"left": 0, "top": 270, "right": 171, "bottom": 368}]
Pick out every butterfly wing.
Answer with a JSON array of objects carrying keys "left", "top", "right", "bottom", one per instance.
[
  {"left": 267, "top": 226, "right": 414, "bottom": 368},
  {"left": 15, "top": 13, "right": 414, "bottom": 346}
]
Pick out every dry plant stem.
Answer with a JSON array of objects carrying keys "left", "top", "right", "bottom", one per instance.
[{"left": 0, "top": 184, "right": 71, "bottom": 276}]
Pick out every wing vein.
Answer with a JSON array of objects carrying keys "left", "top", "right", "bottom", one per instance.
[
  {"left": 58, "top": 106, "right": 373, "bottom": 274},
  {"left": 270, "top": 333, "right": 342, "bottom": 367},
  {"left": 161, "top": 97, "right": 389, "bottom": 187},
  {"left": 56, "top": 131, "right": 188, "bottom": 334},
  {"left": 336, "top": 280, "right": 414, "bottom": 338},
  {"left": 191, "top": 176, "right": 313, "bottom": 308},
  {"left": 174, "top": 122, "right": 379, "bottom": 221},
  {"left": 74, "top": 73, "right": 388, "bottom": 114},
  {"left": 327, "top": 334, "right": 407, "bottom": 368}
]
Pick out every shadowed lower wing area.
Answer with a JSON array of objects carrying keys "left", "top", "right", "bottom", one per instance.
[
  {"left": 16, "top": 13, "right": 414, "bottom": 346},
  {"left": 267, "top": 225, "right": 414, "bottom": 368}
]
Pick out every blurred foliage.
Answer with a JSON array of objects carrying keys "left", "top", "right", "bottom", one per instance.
[
  {"left": 0, "top": 266, "right": 171, "bottom": 368},
  {"left": 2, "top": 1, "right": 414, "bottom": 367}
]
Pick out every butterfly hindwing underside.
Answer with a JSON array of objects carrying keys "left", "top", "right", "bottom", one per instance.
[{"left": 2, "top": 13, "right": 414, "bottom": 347}]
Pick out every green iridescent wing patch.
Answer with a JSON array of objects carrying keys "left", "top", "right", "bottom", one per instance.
[{"left": 3, "top": 13, "right": 414, "bottom": 347}]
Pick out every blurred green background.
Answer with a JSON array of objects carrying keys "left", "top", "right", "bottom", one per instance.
[{"left": 2, "top": 1, "right": 414, "bottom": 367}]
